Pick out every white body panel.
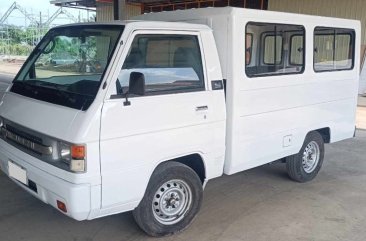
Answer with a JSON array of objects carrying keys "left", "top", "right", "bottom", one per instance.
[
  {"left": 99, "top": 25, "right": 226, "bottom": 214},
  {"left": 136, "top": 7, "right": 360, "bottom": 174},
  {"left": 0, "top": 7, "right": 360, "bottom": 220}
]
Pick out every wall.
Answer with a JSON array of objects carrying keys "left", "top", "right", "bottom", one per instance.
[
  {"left": 269, "top": 0, "right": 366, "bottom": 44},
  {"left": 119, "top": 0, "right": 140, "bottom": 20},
  {"left": 96, "top": 0, "right": 140, "bottom": 22},
  {"left": 96, "top": 2, "right": 114, "bottom": 21}
]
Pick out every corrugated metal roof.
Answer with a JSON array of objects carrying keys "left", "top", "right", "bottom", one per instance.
[
  {"left": 128, "top": 0, "right": 195, "bottom": 2},
  {"left": 50, "top": 0, "right": 97, "bottom": 8}
]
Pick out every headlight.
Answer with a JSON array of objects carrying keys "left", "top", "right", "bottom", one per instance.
[
  {"left": 59, "top": 142, "right": 86, "bottom": 173},
  {"left": 60, "top": 142, "right": 71, "bottom": 161}
]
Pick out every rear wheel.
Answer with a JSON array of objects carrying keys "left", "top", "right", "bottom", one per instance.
[
  {"left": 133, "top": 161, "right": 203, "bottom": 237},
  {"left": 286, "top": 131, "right": 324, "bottom": 182}
]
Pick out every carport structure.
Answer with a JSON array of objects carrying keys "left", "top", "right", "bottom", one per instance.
[
  {"left": 51, "top": 0, "right": 267, "bottom": 20},
  {"left": 135, "top": 0, "right": 268, "bottom": 14}
]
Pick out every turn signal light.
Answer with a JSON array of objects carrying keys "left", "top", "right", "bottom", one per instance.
[
  {"left": 71, "top": 159, "right": 85, "bottom": 172},
  {"left": 57, "top": 200, "right": 67, "bottom": 213},
  {"left": 71, "top": 145, "right": 85, "bottom": 159},
  {"left": 58, "top": 142, "right": 86, "bottom": 172}
]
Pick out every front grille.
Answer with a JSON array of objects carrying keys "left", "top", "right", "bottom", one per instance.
[
  {"left": 0, "top": 118, "right": 69, "bottom": 171},
  {"left": 6, "top": 125, "right": 43, "bottom": 144},
  {"left": 0, "top": 123, "right": 52, "bottom": 156}
]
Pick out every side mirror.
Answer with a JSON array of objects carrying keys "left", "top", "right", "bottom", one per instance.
[
  {"left": 129, "top": 72, "right": 145, "bottom": 96},
  {"left": 123, "top": 72, "right": 145, "bottom": 106}
]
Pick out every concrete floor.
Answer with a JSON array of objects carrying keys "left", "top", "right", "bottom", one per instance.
[
  {"left": 0, "top": 130, "right": 365, "bottom": 241},
  {"left": 357, "top": 96, "right": 366, "bottom": 129},
  {"left": 357, "top": 107, "right": 366, "bottom": 129}
]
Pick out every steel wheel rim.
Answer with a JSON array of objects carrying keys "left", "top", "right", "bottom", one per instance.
[
  {"left": 302, "top": 141, "right": 320, "bottom": 173},
  {"left": 152, "top": 179, "right": 192, "bottom": 225}
]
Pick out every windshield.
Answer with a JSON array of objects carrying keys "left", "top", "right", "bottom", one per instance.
[{"left": 11, "top": 25, "right": 124, "bottom": 110}]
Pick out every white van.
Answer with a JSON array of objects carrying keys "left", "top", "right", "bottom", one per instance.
[{"left": 0, "top": 7, "right": 360, "bottom": 236}]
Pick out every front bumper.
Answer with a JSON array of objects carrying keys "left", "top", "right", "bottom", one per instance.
[{"left": 0, "top": 139, "right": 92, "bottom": 221}]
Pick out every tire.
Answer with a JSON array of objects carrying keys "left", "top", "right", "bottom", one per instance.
[
  {"left": 286, "top": 131, "right": 325, "bottom": 183},
  {"left": 133, "top": 161, "right": 203, "bottom": 237}
]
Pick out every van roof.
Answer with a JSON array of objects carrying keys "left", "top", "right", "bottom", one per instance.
[
  {"left": 52, "top": 20, "right": 212, "bottom": 31},
  {"left": 53, "top": 6, "right": 360, "bottom": 32},
  {"left": 136, "top": 6, "right": 360, "bottom": 27}
]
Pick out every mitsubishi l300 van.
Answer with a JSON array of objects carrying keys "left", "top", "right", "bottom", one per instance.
[{"left": 0, "top": 7, "right": 360, "bottom": 236}]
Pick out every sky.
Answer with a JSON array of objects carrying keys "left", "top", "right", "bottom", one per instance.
[{"left": 0, "top": 0, "right": 93, "bottom": 26}]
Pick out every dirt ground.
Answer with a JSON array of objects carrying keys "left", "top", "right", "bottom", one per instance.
[{"left": 0, "top": 62, "right": 22, "bottom": 76}]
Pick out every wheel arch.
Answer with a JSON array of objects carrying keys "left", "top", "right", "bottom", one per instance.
[
  {"left": 155, "top": 153, "right": 206, "bottom": 184},
  {"left": 292, "top": 127, "right": 330, "bottom": 155},
  {"left": 313, "top": 127, "right": 331, "bottom": 143},
  {"left": 133, "top": 153, "right": 206, "bottom": 210}
]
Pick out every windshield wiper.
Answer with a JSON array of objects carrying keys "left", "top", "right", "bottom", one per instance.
[
  {"left": 36, "top": 81, "right": 77, "bottom": 104},
  {"left": 12, "top": 80, "right": 39, "bottom": 95}
]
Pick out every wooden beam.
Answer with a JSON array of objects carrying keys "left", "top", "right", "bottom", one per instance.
[
  {"left": 113, "top": 0, "right": 119, "bottom": 20},
  {"left": 140, "top": 3, "right": 144, "bottom": 14}
]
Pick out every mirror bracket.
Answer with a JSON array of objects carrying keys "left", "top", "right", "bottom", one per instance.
[
  {"left": 110, "top": 72, "right": 145, "bottom": 106},
  {"left": 123, "top": 93, "right": 131, "bottom": 106}
]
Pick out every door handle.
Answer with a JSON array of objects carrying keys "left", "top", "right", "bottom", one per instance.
[{"left": 196, "top": 105, "right": 208, "bottom": 111}]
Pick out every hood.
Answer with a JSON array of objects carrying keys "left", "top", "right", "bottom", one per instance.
[{"left": 0, "top": 91, "right": 80, "bottom": 141}]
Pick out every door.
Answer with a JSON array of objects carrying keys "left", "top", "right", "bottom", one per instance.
[{"left": 99, "top": 30, "right": 219, "bottom": 209}]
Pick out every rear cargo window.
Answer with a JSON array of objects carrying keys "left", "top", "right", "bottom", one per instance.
[
  {"left": 263, "top": 35, "right": 283, "bottom": 65},
  {"left": 314, "top": 27, "right": 355, "bottom": 72},
  {"left": 117, "top": 34, "right": 205, "bottom": 95},
  {"left": 290, "top": 35, "right": 304, "bottom": 66},
  {"left": 245, "top": 22, "right": 305, "bottom": 78}
]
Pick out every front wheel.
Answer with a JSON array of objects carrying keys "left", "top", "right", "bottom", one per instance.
[
  {"left": 133, "top": 161, "right": 203, "bottom": 237},
  {"left": 286, "top": 131, "right": 325, "bottom": 182}
]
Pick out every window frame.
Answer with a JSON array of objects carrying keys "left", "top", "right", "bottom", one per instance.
[
  {"left": 313, "top": 26, "right": 355, "bottom": 73},
  {"left": 245, "top": 21, "right": 306, "bottom": 78},
  {"left": 117, "top": 32, "right": 207, "bottom": 97},
  {"left": 245, "top": 33, "right": 254, "bottom": 65}
]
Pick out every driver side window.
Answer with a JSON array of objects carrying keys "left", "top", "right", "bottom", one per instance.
[{"left": 117, "top": 34, "right": 205, "bottom": 96}]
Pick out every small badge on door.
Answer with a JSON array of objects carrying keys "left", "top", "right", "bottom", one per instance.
[{"left": 211, "top": 80, "right": 223, "bottom": 90}]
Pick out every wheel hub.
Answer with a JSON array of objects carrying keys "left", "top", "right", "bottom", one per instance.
[
  {"left": 152, "top": 179, "right": 192, "bottom": 225},
  {"left": 166, "top": 193, "right": 179, "bottom": 207},
  {"left": 302, "top": 141, "right": 320, "bottom": 173}
]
